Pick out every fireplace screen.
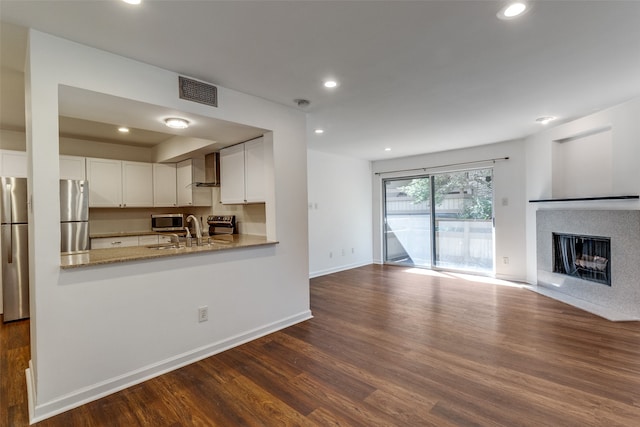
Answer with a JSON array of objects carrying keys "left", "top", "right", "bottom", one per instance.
[{"left": 553, "top": 233, "right": 611, "bottom": 286}]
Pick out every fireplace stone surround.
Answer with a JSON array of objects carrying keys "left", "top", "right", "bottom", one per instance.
[{"left": 535, "top": 209, "right": 640, "bottom": 321}]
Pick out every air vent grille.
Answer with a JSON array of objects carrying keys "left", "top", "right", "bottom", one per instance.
[{"left": 179, "top": 76, "right": 218, "bottom": 107}]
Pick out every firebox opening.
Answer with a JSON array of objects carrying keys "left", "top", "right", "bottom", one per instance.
[{"left": 553, "top": 233, "right": 611, "bottom": 286}]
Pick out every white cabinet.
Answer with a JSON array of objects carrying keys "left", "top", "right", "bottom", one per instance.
[
  {"left": 153, "top": 163, "right": 177, "bottom": 207},
  {"left": 59, "top": 155, "right": 86, "bottom": 180},
  {"left": 92, "top": 234, "right": 174, "bottom": 249},
  {"left": 86, "top": 158, "right": 122, "bottom": 207},
  {"left": 220, "top": 144, "right": 246, "bottom": 204},
  {"left": 0, "top": 151, "right": 87, "bottom": 180},
  {"left": 0, "top": 150, "right": 27, "bottom": 177},
  {"left": 244, "top": 138, "right": 265, "bottom": 203},
  {"left": 220, "top": 137, "right": 265, "bottom": 204},
  {"left": 86, "top": 158, "right": 153, "bottom": 207},
  {"left": 91, "top": 236, "right": 139, "bottom": 249},
  {"left": 138, "top": 235, "right": 160, "bottom": 246},
  {"left": 176, "top": 158, "right": 212, "bottom": 206},
  {"left": 122, "top": 161, "right": 153, "bottom": 207}
]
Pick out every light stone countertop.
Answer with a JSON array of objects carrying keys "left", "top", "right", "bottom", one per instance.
[
  {"left": 61, "top": 234, "right": 277, "bottom": 269},
  {"left": 90, "top": 231, "right": 186, "bottom": 238}
]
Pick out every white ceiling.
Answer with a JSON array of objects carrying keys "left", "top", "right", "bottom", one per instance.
[{"left": 1, "top": 1, "right": 639, "bottom": 161}]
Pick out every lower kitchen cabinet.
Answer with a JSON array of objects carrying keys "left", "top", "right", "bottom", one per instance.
[
  {"left": 91, "top": 236, "right": 139, "bottom": 249},
  {"left": 91, "top": 234, "right": 174, "bottom": 249}
]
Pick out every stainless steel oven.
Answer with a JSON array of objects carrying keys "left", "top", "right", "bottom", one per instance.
[{"left": 151, "top": 213, "right": 184, "bottom": 232}]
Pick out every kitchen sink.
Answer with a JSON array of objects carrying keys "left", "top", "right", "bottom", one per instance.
[{"left": 146, "top": 244, "right": 184, "bottom": 250}]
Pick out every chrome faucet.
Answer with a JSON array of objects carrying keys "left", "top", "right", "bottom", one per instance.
[
  {"left": 167, "top": 233, "right": 181, "bottom": 248},
  {"left": 185, "top": 215, "right": 203, "bottom": 246}
]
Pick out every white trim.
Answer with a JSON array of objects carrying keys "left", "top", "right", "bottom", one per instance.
[
  {"left": 27, "top": 311, "right": 312, "bottom": 424},
  {"left": 26, "top": 361, "right": 36, "bottom": 425},
  {"left": 309, "top": 261, "right": 372, "bottom": 279}
]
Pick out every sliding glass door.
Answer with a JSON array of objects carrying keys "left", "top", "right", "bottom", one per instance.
[
  {"left": 384, "top": 168, "right": 494, "bottom": 274},
  {"left": 383, "top": 177, "right": 432, "bottom": 268},
  {"left": 432, "top": 168, "right": 494, "bottom": 273}
]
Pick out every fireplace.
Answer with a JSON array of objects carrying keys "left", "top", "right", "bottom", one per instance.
[
  {"left": 535, "top": 209, "right": 640, "bottom": 321},
  {"left": 553, "top": 233, "right": 611, "bottom": 286}
]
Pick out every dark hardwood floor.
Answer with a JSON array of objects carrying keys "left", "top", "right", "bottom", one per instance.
[{"left": 2, "top": 264, "right": 640, "bottom": 426}]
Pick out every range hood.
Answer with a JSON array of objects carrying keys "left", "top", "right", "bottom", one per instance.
[{"left": 194, "top": 152, "right": 220, "bottom": 187}]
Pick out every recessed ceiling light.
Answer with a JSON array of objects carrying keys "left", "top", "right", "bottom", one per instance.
[
  {"left": 384, "top": 148, "right": 392, "bottom": 152},
  {"left": 314, "top": 129, "right": 324, "bottom": 134},
  {"left": 164, "top": 118, "right": 190, "bottom": 129},
  {"left": 497, "top": 2, "right": 528, "bottom": 20},
  {"left": 323, "top": 80, "right": 338, "bottom": 88},
  {"left": 122, "top": 0, "right": 142, "bottom": 5},
  {"left": 118, "top": 127, "right": 130, "bottom": 133},
  {"left": 535, "top": 116, "right": 557, "bottom": 125}
]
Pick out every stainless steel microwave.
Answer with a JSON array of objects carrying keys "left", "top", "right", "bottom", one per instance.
[{"left": 151, "top": 214, "right": 184, "bottom": 231}]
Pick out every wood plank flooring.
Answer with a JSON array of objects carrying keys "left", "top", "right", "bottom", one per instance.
[{"left": 2, "top": 264, "right": 640, "bottom": 426}]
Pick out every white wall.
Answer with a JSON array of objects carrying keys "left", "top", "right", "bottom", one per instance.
[
  {"left": 307, "top": 150, "right": 373, "bottom": 277},
  {"left": 24, "top": 30, "right": 310, "bottom": 422},
  {"left": 372, "top": 139, "right": 527, "bottom": 281},
  {"left": 525, "top": 97, "right": 640, "bottom": 284}
]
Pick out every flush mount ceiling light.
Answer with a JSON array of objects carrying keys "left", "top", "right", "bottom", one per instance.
[
  {"left": 164, "top": 118, "right": 190, "bottom": 129},
  {"left": 384, "top": 148, "right": 392, "bottom": 152},
  {"left": 536, "top": 116, "right": 557, "bottom": 125},
  {"left": 314, "top": 129, "right": 324, "bottom": 134},
  {"left": 122, "top": 0, "right": 142, "bottom": 5},
  {"left": 497, "top": 2, "right": 528, "bottom": 20},
  {"left": 117, "top": 127, "right": 130, "bottom": 133},
  {"left": 323, "top": 80, "right": 338, "bottom": 89}
]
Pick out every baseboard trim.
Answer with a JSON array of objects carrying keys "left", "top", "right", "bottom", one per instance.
[
  {"left": 309, "top": 261, "right": 372, "bottom": 279},
  {"left": 27, "top": 310, "right": 313, "bottom": 424}
]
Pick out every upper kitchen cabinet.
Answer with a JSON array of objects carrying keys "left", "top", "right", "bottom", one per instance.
[
  {"left": 122, "top": 161, "right": 153, "bottom": 207},
  {"left": 153, "top": 163, "right": 177, "bottom": 207},
  {"left": 176, "top": 158, "right": 212, "bottom": 207},
  {"left": 86, "top": 158, "right": 153, "bottom": 207},
  {"left": 59, "top": 155, "right": 86, "bottom": 180},
  {"left": 220, "top": 137, "right": 265, "bottom": 204},
  {"left": 0, "top": 149, "right": 27, "bottom": 177},
  {"left": 86, "top": 157, "right": 122, "bottom": 207},
  {"left": 0, "top": 151, "right": 87, "bottom": 180}
]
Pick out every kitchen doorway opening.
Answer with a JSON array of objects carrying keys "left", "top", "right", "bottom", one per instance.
[{"left": 383, "top": 168, "right": 494, "bottom": 274}]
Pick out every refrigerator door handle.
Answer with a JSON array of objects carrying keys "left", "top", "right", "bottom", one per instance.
[
  {"left": 5, "top": 183, "right": 12, "bottom": 264},
  {"left": 2, "top": 225, "right": 11, "bottom": 264},
  {"left": 8, "top": 225, "right": 12, "bottom": 264}
]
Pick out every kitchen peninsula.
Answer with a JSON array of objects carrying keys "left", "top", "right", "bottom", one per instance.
[{"left": 61, "top": 234, "right": 278, "bottom": 268}]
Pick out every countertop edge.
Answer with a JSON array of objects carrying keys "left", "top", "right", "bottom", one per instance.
[{"left": 61, "top": 236, "right": 278, "bottom": 269}]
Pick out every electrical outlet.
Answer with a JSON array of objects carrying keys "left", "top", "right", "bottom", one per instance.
[
  {"left": 341, "top": 249, "right": 345, "bottom": 256},
  {"left": 351, "top": 248, "right": 355, "bottom": 254},
  {"left": 329, "top": 251, "right": 333, "bottom": 258},
  {"left": 198, "top": 306, "right": 208, "bottom": 323},
  {"left": 503, "top": 257, "right": 509, "bottom": 265}
]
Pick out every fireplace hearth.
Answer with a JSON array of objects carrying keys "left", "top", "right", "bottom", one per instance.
[{"left": 553, "top": 233, "right": 611, "bottom": 286}]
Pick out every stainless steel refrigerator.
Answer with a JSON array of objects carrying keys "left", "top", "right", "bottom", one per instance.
[
  {"left": 60, "top": 179, "right": 89, "bottom": 253},
  {"left": 1, "top": 177, "right": 29, "bottom": 322}
]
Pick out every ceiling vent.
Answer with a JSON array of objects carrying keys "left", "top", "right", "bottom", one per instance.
[{"left": 179, "top": 76, "right": 218, "bottom": 107}]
